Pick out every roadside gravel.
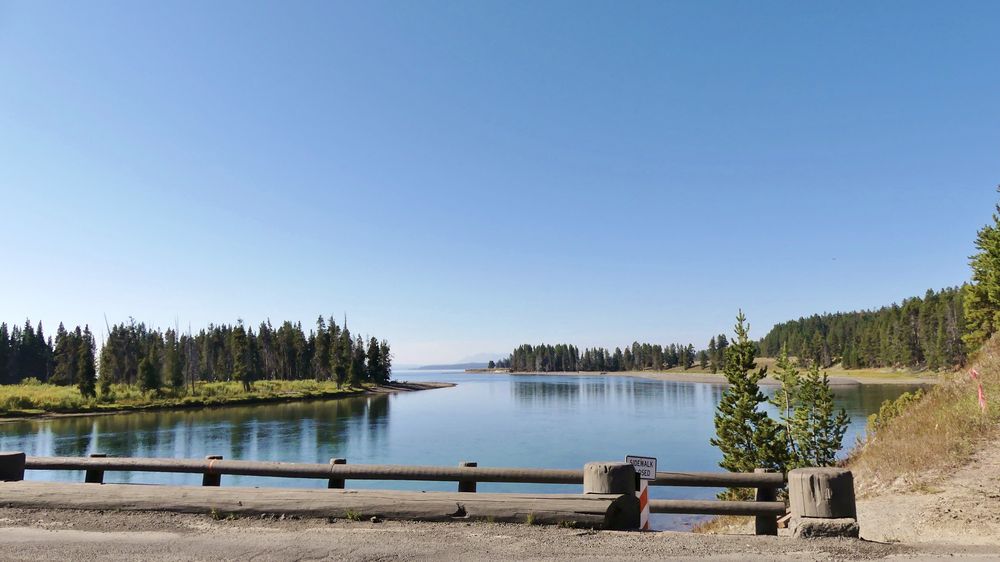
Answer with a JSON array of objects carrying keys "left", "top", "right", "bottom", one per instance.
[{"left": 0, "top": 507, "right": 995, "bottom": 561}]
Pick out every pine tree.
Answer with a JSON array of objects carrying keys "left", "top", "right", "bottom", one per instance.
[
  {"left": 790, "top": 365, "right": 849, "bottom": 468},
  {"left": 312, "top": 316, "right": 330, "bottom": 381},
  {"left": 76, "top": 327, "right": 96, "bottom": 398},
  {"left": 349, "top": 335, "right": 366, "bottom": 386},
  {"left": 52, "top": 323, "right": 74, "bottom": 385},
  {"left": 139, "top": 353, "right": 160, "bottom": 395},
  {"left": 771, "top": 346, "right": 799, "bottom": 462},
  {"left": 379, "top": 339, "right": 392, "bottom": 382},
  {"left": 165, "top": 329, "right": 185, "bottom": 391},
  {"left": 771, "top": 346, "right": 849, "bottom": 470},
  {"left": 707, "top": 337, "right": 718, "bottom": 373},
  {"left": 0, "top": 323, "right": 9, "bottom": 385},
  {"left": 964, "top": 189, "right": 1000, "bottom": 351},
  {"left": 231, "top": 322, "right": 251, "bottom": 391},
  {"left": 710, "top": 312, "right": 785, "bottom": 498},
  {"left": 334, "top": 326, "right": 351, "bottom": 386},
  {"left": 716, "top": 334, "right": 729, "bottom": 371},
  {"left": 684, "top": 344, "right": 696, "bottom": 370},
  {"left": 366, "top": 337, "right": 385, "bottom": 384}
]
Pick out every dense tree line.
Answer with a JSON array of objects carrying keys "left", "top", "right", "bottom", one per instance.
[
  {"left": 758, "top": 287, "right": 966, "bottom": 370},
  {"left": 964, "top": 192, "right": 1000, "bottom": 351},
  {"left": 0, "top": 316, "right": 392, "bottom": 393},
  {"left": 498, "top": 341, "right": 701, "bottom": 372},
  {"left": 0, "top": 320, "right": 96, "bottom": 395}
]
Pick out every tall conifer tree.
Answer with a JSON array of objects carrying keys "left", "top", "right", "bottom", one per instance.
[
  {"left": 710, "top": 311, "right": 785, "bottom": 497},
  {"left": 964, "top": 189, "right": 1000, "bottom": 351}
]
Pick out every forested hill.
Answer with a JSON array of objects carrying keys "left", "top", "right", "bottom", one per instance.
[{"left": 758, "top": 287, "right": 966, "bottom": 370}]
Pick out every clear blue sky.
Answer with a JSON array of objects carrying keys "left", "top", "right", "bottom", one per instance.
[{"left": 1, "top": 1, "right": 997, "bottom": 365}]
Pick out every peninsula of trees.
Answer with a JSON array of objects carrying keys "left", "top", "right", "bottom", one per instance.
[
  {"left": 496, "top": 342, "right": 715, "bottom": 372},
  {"left": 0, "top": 316, "right": 393, "bottom": 413},
  {"left": 497, "top": 285, "right": 969, "bottom": 376}
]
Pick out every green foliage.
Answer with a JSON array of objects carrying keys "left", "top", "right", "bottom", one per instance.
[
  {"left": 76, "top": 328, "right": 96, "bottom": 398},
  {"left": 138, "top": 355, "right": 159, "bottom": 395},
  {"left": 866, "top": 389, "right": 925, "bottom": 437},
  {"left": 710, "top": 312, "right": 786, "bottom": 489},
  {"left": 713, "top": 327, "right": 850, "bottom": 494},
  {"left": 771, "top": 347, "right": 849, "bottom": 469},
  {"left": 760, "top": 287, "right": 965, "bottom": 370},
  {"left": 498, "top": 340, "right": 703, "bottom": 372},
  {"left": 165, "top": 329, "right": 185, "bottom": 391},
  {"left": 1, "top": 314, "right": 392, "bottom": 391},
  {"left": 964, "top": 191, "right": 1000, "bottom": 351},
  {"left": 366, "top": 337, "right": 391, "bottom": 384},
  {"left": 231, "top": 323, "right": 251, "bottom": 392},
  {"left": 349, "top": 335, "right": 366, "bottom": 387},
  {"left": 0, "top": 378, "right": 365, "bottom": 416}
]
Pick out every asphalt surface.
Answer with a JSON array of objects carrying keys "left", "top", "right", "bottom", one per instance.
[{"left": 0, "top": 508, "right": 997, "bottom": 561}]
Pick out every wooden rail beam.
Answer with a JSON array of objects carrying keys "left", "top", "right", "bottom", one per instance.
[
  {"left": 649, "top": 499, "right": 786, "bottom": 517},
  {"left": 0, "top": 481, "right": 633, "bottom": 529},
  {"left": 24, "top": 456, "right": 786, "bottom": 488},
  {"left": 25, "top": 457, "right": 584, "bottom": 484}
]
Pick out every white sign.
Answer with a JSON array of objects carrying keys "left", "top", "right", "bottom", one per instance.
[{"left": 626, "top": 455, "right": 657, "bottom": 480}]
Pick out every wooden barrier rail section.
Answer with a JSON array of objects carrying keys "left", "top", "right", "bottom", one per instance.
[
  {"left": 649, "top": 499, "right": 785, "bottom": 516},
  {"left": 24, "top": 456, "right": 787, "bottom": 489},
  {"left": 0, "top": 481, "right": 626, "bottom": 527}
]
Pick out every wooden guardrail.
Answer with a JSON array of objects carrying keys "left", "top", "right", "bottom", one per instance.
[{"left": 16, "top": 453, "right": 788, "bottom": 533}]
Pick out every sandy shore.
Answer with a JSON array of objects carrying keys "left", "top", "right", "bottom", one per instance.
[{"left": 466, "top": 370, "right": 938, "bottom": 386}]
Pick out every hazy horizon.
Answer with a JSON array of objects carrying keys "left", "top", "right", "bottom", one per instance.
[{"left": 2, "top": 2, "right": 997, "bottom": 364}]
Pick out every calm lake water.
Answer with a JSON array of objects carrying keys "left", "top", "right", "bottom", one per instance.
[{"left": 0, "top": 371, "right": 923, "bottom": 530}]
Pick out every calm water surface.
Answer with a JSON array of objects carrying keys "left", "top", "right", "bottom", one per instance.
[{"left": 0, "top": 371, "right": 923, "bottom": 529}]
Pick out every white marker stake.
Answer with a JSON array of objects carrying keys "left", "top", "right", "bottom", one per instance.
[{"left": 637, "top": 479, "right": 649, "bottom": 531}]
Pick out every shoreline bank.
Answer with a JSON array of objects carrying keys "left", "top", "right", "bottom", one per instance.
[
  {"left": 0, "top": 381, "right": 454, "bottom": 423},
  {"left": 464, "top": 369, "right": 938, "bottom": 386}
]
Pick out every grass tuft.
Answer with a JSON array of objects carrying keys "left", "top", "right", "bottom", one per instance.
[{"left": 0, "top": 380, "right": 367, "bottom": 417}]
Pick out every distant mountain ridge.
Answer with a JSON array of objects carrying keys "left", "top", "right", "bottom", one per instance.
[{"left": 415, "top": 362, "right": 489, "bottom": 371}]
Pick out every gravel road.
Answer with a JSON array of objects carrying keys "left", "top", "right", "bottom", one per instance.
[{"left": 0, "top": 507, "right": 996, "bottom": 561}]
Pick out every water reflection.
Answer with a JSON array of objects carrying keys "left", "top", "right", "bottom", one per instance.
[
  {"left": 0, "top": 395, "right": 391, "bottom": 467},
  {"left": 0, "top": 371, "right": 924, "bottom": 530}
]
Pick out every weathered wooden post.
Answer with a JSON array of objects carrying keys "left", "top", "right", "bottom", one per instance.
[
  {"left": 85, "top": 453, "right": 107, "bottom": 484},
  {"left": 754, "top": 468, "right": 778, "bottom": 536},
  {"left": 0, "top": 451, "right": 25, "bottom": 481},
  {"left": 788, "top": 468, "right": 858, "bottom": 538},
  {"left": 203, "top": 455, "right": 223, "bottom": 487},
  {"left": 458, "top": 461, "right": 477, "bottom": 493},
  {"left": 583, "top": 462, "right": 639, "bottom": 531},
  {"left": 328, "top": 458, "right": 346, "bottom": 489}
]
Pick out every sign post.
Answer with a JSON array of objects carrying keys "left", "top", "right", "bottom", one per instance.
[{"left": 626, "top": 455, "right": 656, "bottom": 531}]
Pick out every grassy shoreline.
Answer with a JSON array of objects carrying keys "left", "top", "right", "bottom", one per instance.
[{"left": 0, "top": 379, "right": 453, "bottom": 421}]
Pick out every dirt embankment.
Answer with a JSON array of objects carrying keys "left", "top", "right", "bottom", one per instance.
[{"left": 856, "top": 442, "right": 1000, "bottom": 545}]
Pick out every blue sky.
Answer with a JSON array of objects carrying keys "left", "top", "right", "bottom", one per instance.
[{"left": 1, "top": 1, "right": 997, "bottom": 364}]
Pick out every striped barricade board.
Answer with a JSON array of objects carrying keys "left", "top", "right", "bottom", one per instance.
[{"left": 626, "top": 455, "right": 656, "bottom": 531}]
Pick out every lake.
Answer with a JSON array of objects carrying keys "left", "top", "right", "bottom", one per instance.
[{"left": 0, "top": 371, "right": 922, "bottom": 530}]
